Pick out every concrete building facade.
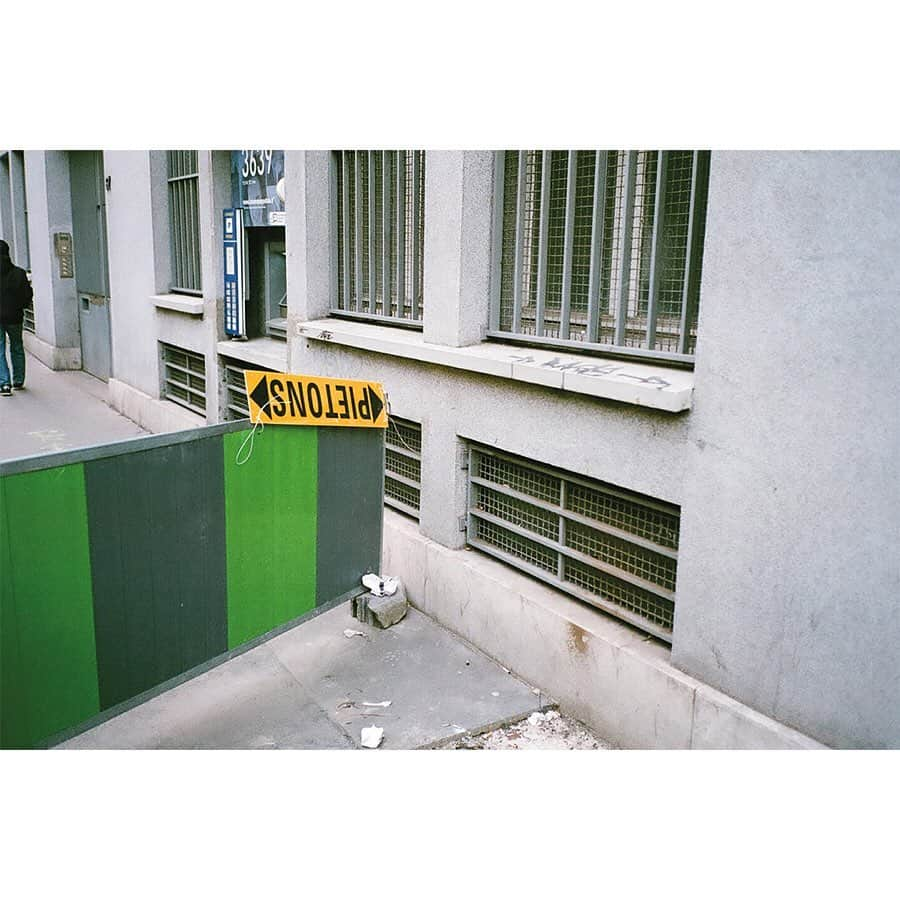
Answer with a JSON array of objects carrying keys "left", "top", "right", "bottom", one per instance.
[{"left": 2, "top": 148, "right": 897, "bottom": 749}]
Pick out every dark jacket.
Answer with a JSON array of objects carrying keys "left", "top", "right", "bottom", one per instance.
[{"left": 0, "top": 254, "right": 33, "bottom": 326}]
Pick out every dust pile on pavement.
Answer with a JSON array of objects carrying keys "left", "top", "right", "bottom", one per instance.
[{"left": 443, "top": 710, "right": 612, "bottom": 750}]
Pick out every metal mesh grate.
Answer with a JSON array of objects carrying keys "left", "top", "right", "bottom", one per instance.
[
  {"left": 386, "top": 448, "right": 420, "bottom": 483},
  {"left": 162, "top": 343, "right": 206, "bottom": 415},
  {"left": 566, "top": 482, "right": 680, "bottom": 549},
  {"left": 565, "top": 521, "right": 677, "bottom": 591},
  {"left": 467, "top": 445, "right": 680, "bottom": 640},
  {"left": 473, "top": 484, "right": 559, "bottom": 541},
  {"left": 564, "top": 558, "right": 674, "bottom": 630},
  {"left": 166, "top": 151, "right": 202, "bottom": 295},
  {"left": 473, "top": 518, "right": 559, "bottom": 575},
  {"left": 334, "top": 150, "right": 424, "bottom": 325},
  {"left": 384, "top": 416, "right": 421, "bottom": 518},
  {"left": 493, "top": 149, "right": 709, "bottom": 362},
  {"left": 474, "top": 451, "right": 561, "bottom": 504},
  {"left": 220, "top": 358, "right": 274, "bottom": 422}
]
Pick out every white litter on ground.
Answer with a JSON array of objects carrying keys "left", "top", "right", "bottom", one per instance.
[
  {"left": 361, "top": 726, "right": 384, "bottom": 748},
  {"left": 343, "top": 628, "right": 367, "bottom": 639},
  {"left": 444, "top": 710, "right": 613, "bottom": 750}
]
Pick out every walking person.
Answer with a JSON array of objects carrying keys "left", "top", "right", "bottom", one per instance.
[{"left": 0, "top": 239, "right": 32, "bottom": 397}]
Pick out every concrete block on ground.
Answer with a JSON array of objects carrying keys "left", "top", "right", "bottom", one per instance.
[{"left": 352, "top": 584, "right": 409, "bottom": 629}]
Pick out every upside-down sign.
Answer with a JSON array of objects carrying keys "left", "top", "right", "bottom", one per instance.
[{"left": 243, "top": 371, "right": 388, "bottom": 428}]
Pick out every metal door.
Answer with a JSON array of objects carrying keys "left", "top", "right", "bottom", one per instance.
[{"left": 69, "top": 151, "right": 112, "bottom": 381}]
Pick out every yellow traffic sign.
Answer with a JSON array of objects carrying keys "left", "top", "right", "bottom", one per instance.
[{"left": 243, "top": 371, "right": 388, "bottom": 428}]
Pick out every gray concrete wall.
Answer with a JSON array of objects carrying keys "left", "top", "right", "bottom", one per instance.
[
  {"left": 23, "top": 151, "right": 80, "bottom": 358},
  {"left": 9, "top": 151, "right": 30, "bottom": 270},
  {"left": 102, "top": 150, "right": 229, "bottom": 424},
  {"left": 0, "top": 153, "right": 12, "bottom": 247},
  {"left": 103, "top": 151, "right": 160, "bottom": 397},
  {"left": 672, "top": 151, "right": 900, "bottom": 748}
]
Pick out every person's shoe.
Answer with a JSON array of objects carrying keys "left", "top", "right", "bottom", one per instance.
[
  {"left": 12, "top": 383, "right": 24, "bottom": 390},
  {"left": 0, "top": 385, "right": 12, "bottom": 397}
]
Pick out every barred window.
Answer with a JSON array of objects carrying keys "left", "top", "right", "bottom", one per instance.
[
  {"left": 161, "top": 343, "right": 206, "bottom": 415},
  {"left": 167, "top": 151, "right": 202, "bottom": 294},
  {"left": 491, "top": 151, "right": 710, "bottom": 362},
  {"left": 467, "top": 444, "right": 680, "bottom": 641},
  {"left": 332, "top": 151, "right": 425, "bottom": 326},
  {"left": 385, "top": 416, "right": 422, "bottom": 519}
]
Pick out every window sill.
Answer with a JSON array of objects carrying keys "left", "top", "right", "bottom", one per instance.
[
  {"left": 153, "top": 293, "right": 204, "bottom": 316},
  {"left": 216, "top": 336, "right": 288, "bottom": 372},
  {"left": 295, "top": 318, "right": 693, "bottom": 413}
]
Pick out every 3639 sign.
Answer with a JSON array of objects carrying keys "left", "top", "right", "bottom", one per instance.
[
  {"left": 243, "top": 371, "right": 388, "bottom": 429},
  {"left": 232, "top": 150, "right": 285, "bottom": 226}
]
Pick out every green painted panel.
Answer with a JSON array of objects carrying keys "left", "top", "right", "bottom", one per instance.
[
  {"left": 223, "top": 427, "right": 318, "bottom": 649},
  {"left": 0, "top": 466, "right": 100, "bottom": 748}
]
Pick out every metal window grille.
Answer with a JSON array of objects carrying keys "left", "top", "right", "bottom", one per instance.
[
  {"left": 167, "top": 150, "right": 202, "bottom": 295},
  {"left": 490, "top": 150, "right": 710, "bottom": 364},
  {"left": 220, "top": 358, "right": 275, "bottom": 421},
  {"left": 384, "top": 416, "right": 422, "bottom": 518},
  {"left": 162, "top": 343, "right": 206, "bottom": 415},
  {"left": 332, "top": 150, "right": 425, "bottom": 327},
  {"left": 23, "top": 271, "right": 34, "bottom": 333},
  {"left": 467, "top": 444, "right": 680, "bottom": 641}
]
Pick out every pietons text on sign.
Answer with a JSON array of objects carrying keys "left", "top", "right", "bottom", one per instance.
[{"left": 243, "top": 371, "right": 388, "bottom": 429}]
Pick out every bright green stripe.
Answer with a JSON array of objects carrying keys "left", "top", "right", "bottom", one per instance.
[
  {"left": 223, "top": 427, "right": 318, "bottom": 649},
  {"left": 1, "top": 466, "right": 100, "bottom": 748}
]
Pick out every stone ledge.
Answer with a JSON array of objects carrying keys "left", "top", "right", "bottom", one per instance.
[
  {"left": 216, "top": 337, "right": 288, "bottom": 372},
  {"left": 381, "top": 509, "right": 828, "bottom": 750},
  {"left": 23, "top": 332, "right": 81, "bottom": 370},
  {"left": 108, "top": 378, "right": 205, "bottom": 435},
  {"left": 296, "top": 317, "right": 693, "bottom": 413},
  {"left": 152, "top": 293, "right": 204, "bottom": 315}
]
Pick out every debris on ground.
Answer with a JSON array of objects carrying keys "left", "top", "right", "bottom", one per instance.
[
  {"left": 352, "top": 575, "right": 409, "bottom": 628},
  {"left": 343, "top": 628, "right": 367, "bottom": 639},
  {"left": 442, "top": 710, "right": 613, "bottom": 750},
  {"left": 361, "top": 726, "right": 384, "bottom": 748},
  {"left": 361, "top": 700, "right": 392, "bottom": 708}
]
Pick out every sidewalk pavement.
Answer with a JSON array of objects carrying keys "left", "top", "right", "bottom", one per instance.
[
  {"left": 57, "top": 604, "right": 546, "bottom": 750},
  {"left": 0, "top": 353, "right": 145, "bottom": 462}
]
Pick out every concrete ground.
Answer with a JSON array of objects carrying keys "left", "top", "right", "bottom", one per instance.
[
  {"left": 58, "top": 604, "right": 546, "bottom": 750},
  {"left": 0, "top": 352, "right": 145, "bottom": 462}
]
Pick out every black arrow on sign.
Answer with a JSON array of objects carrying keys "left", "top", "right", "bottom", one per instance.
[
  {"left": 366, "top": 385, "right": 384, "bottom": 423},
  {"left": 249, "top": 375, "right": 270, "bottom": 416}
]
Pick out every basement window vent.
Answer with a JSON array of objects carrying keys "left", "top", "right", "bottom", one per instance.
[
  {"left": 385, "top": 416, "right": 421, "bottom": 519},
  {"left": 23, "top": 306, "right": 35, "bottom": 334},
  {"left": 161, "top": 343, "right": 206, "bottom": 415},
  {"left": 221, "top": 358, "right": 274, "bottom": 422},
  {"left": 466, "top": 444, "right": 680, "bottom": 641}
]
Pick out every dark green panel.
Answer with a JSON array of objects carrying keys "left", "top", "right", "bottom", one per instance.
[
  {"left": 224, "top": 426, "right": 318, "bottom": 649},
  {"left": 0, "top": 466, "right": 99, "bottom": 749},
  {"left": 316, "top": 427, "right": 384, "bottom": 607},
  {"left": 1, "top": 482, "right": 29, "bottom": 748},
  {"left": 84, "top": 437, "right": 228, "bottom": 710}
]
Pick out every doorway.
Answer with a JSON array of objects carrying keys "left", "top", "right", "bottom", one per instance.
[{"left": 69, "top": 151, "right": 112, "bottom": 381}]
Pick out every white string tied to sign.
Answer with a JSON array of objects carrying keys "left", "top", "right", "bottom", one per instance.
[
  {"left": 235, "top": 397, "right": 273, "bottom": 466},
  {"left": 384, "top": 394, "right": 419, "bottom": 456}
]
